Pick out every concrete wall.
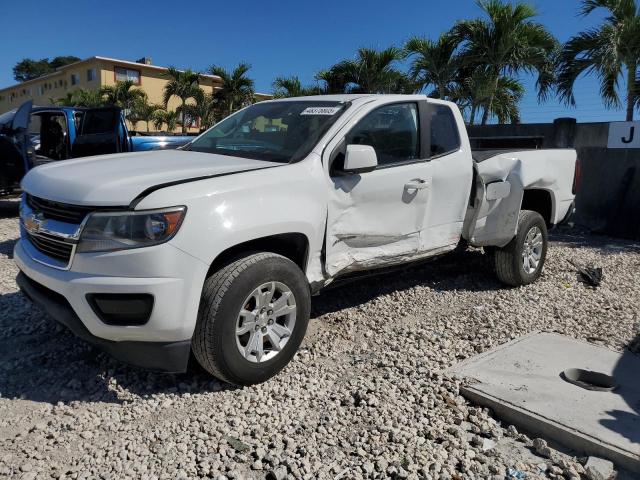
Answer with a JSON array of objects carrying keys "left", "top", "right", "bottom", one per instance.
[{"left": 468, "top": 120, "right": 640, "bottom": 241}]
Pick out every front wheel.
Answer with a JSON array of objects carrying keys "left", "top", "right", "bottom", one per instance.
[
  {"left": 192, "top": 252, "right": 310, "bottom": 385},
  {"left": 494, "top": 210, "right": 548, "bottom": 287}
]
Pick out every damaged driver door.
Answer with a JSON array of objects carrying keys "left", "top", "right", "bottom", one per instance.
[{"left": 324, "top": 101, "right": 434, "bottom": 276}]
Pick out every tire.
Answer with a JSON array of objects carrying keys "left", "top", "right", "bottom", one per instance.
[
  {"left": 494, "top": 210, "right": 548, "bottom": 287},
  {"left": 192, "top": 252, "right": 311, "bottom": 385}
]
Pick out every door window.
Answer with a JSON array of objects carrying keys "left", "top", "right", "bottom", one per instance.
[{"left": 346, "top": 103, "right": 420, "bottom": 167}]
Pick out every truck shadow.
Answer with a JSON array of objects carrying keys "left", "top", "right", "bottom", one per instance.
[
  {"left": 551, "top": 227, "right": 640, "bottom": 255},
  {"left": 0, "top": 292, "right": 237, "bottom": 405},
  {"left": 0, "top": 198, "right": 20, "bottom": 218},
  {"left": 0, "top": 249, "right": 499, "bottom": 405},
  {"left": 311, "top": 248, "right": 501, "bottom": 318}
]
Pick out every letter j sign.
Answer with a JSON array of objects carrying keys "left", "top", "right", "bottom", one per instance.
[{"left": 607, "top": 122, "right": 640, "bottom": 148}]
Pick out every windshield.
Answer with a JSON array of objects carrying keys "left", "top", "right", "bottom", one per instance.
[{"left": 188, "top": 101, "right": 348, "bottom": 163}]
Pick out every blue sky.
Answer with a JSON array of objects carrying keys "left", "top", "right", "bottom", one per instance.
[{"left": 0, "top": 0, "right": 619, "bottom": 123}]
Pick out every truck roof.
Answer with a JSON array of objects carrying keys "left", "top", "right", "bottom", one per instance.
[{"left": 262, "top": 94, "right": 458, "bottom": 109}]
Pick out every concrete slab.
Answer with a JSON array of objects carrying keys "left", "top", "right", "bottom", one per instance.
[{"left": 450, "top": 332, "right": 640, "bottom": 473}]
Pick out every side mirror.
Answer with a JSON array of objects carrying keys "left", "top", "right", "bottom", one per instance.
[{"left": 343, "top": 144, "right": 377, "bottom": 173}]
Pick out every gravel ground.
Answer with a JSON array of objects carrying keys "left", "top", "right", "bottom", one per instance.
[{"left": 0, "top": 200, "right": 639, "bottom": 480}]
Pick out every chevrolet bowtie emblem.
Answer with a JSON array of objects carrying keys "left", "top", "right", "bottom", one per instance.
[{"left": 23, "top": 213, "right": 44, "bottom": 234}]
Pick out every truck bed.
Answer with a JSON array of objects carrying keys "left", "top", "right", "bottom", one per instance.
[{"left": 464, "top": 148, "right": 577, "bottom": 247}]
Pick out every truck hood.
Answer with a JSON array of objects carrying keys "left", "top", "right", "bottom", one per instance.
[{"left": 21, "top": 150, "right": 277, "bottom": 206}]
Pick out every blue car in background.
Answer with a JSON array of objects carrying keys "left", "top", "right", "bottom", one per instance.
[{"left": 0, "top": 100, "right": 194, "bottom": 195}]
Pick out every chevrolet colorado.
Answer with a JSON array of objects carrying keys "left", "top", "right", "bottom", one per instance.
[{"left": 14, "top": 95, "right": 577, "bottom": 385}]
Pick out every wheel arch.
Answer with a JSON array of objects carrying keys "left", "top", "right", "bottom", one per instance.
[
  {"left": 207, "top": 232, "right": 310, "bottom": 278},
  {"left": 521, "top": 188, "right": 554, "bottom": 227}
]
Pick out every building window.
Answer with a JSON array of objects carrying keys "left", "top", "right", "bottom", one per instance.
[
  {"left": 71, "top": 73, "right": 80, "bottom": 85},
  {"left": 87, "top": 68, "right": 97, "bottom": 82},
  {"left": 114, "top": 67, "right": 141, "bottom": 84},
  {"left": 37, "top": 85, "right": 44, "bottom": 96}
]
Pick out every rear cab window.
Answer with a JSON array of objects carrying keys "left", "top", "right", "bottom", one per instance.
[{"left": 429, "top": 104, "right": 461, "bottom": 158}]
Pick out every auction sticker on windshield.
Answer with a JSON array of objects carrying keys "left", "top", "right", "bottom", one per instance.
[{"left": 300, "top": 107, "right": 342, "bottom": 115}]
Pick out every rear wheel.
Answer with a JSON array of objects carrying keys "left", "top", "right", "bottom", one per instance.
[
  {"left": 494, "top": 210, "right": 548, "bottom": 287},
  {"left": 192, "top": 252, "right": 310, "bottom": 385}
]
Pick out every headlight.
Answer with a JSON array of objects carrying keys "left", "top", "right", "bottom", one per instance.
[{"left": 77, "top": 207, "right": 186, "bottom": 253}]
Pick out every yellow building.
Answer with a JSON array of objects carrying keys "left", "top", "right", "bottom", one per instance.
[{"left": 0, "top": 56, "right": 269, "bottom": 133}]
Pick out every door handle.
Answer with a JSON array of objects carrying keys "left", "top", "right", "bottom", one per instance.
[{"left": 404, "top": 179, "right": 430, "bottom": 190}]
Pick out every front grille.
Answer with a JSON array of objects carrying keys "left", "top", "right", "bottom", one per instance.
[
  {"left": 26, "top": 195, "right": 96, "bottom": 224},
  {"left": 26, "top": 232, "right": 74, "bottom": 263}
]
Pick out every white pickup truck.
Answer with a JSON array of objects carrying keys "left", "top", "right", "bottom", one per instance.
[{"left": 15, "top": 95, "right": 577, "bottom": 385}]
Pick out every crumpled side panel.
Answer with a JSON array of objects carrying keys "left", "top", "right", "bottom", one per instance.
[{"left": 465, "top": 150, "right": 576, "bottom": 247}]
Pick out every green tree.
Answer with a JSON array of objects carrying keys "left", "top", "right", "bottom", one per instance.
[
  {"left": 315, "top": 68, "right": 350, "bottom": 94},
  {"left": 180, "top": 88, "right": 218, "bottom": 131},
  {"left": 405, "top": 33, "right": 462, "bottom": 99},
  {"left": 100, "top": 81, "right": 147, "bottom": 128},
  {"left": 53, "top": 89, "right": 105, "bottom": 108},
  {"left": 210, "top": 63, "right": 255, "bottom": 116},
  {"left": 272, "top": 76, "right": 322, "bottom": 98},
  {"left": 100, "top": 80, "right": 146, "bottom": 111},
  {"left": 162, "top": 67, "right": 201, "bottom": 133},
  {"left": 152, "top": 109, "right": 179, "bottom": 132},
  {"left": 557, "top": 0, "right": 640, "bottom": 121},
  {"left": 453, "top": 0, "right": 557, "bottom": 124},
  {"left": 49, "top": 56, "right": 82, "bottom": 70},
  {"left": 13, "top": 56, "right": 80, "bottom": 82},
  {"left": 130, "top": 97, "right": 162, "bottom": 132},
  {"left": 450, "top": 69, "right": 524, "bottom": 125},
  {"left": 53, "top": 92, "right": 77, "bottom": 107},
  {"left": 72, "top": 89, "right": 105, "bottom": 108},
  {"left": 327, "top": 47, "right": 411, "bottom": 94}
]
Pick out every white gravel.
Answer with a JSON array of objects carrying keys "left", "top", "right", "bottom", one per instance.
[{"left": 1, "top": 202, "right": 639, "bottom": 480}]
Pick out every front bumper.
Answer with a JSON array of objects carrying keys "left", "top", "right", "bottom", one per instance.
[
  {"left": 17, "top": 272, "right": 191, "bottom": 372},
  {"left": 14, "top": 237, "right": 210, "bottom": 372}
]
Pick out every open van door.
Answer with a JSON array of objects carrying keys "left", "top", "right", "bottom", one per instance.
[
  {"left": 0, "top": 100, "right": 32, "bottom": 195},
  {"left": 72, "top": 107, "right": 129, "bottom": 157}
]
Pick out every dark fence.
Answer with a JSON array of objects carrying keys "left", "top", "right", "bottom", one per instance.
[{"left": 467, "top": 120, "right": 640, "bottom": 241}]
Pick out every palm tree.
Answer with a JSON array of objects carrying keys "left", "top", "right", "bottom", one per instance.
[
  {"left": 162, "top": 67, "right": 201, "bottom": 133},
  {"left": 100, "top": 80, "right": 146, "bottom": 113},
  {"left": 54, "top": 92, "right": 78, "bottom": 107},
  {"left": 557, "top": 0, "right": 640, "bottom": 121},
  {"left": 54, "top": 89, "right": 105, "bottom": 108},
  {"left": 405, "top": 33, "right": 462, "bottom": 98},
  {"left": 327, "top": 47, "right": 411, "bottom": 94},
  {"left": 73, "top": 89, "right": 105, "bottom": 108},
  {"left": 181, "top": 88, "right": 218, "bottom": 131},
  {"left": 210, "top": 63, "right": 255, "bottom": 116},
  {"left": 272, "top": 76, "right": 322, "bottom": 98},
  {"left": 453, "top": 0, "right": 557, "bottom": 124},
  {"left": 315, "top": 69, "right": 350, "bottom": 94},
  {"left": 130, "top": 97, "right": 162, "bottom": 132},
  {"left": 152, "top": 109, "right": 179, "bottom": 132}
]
